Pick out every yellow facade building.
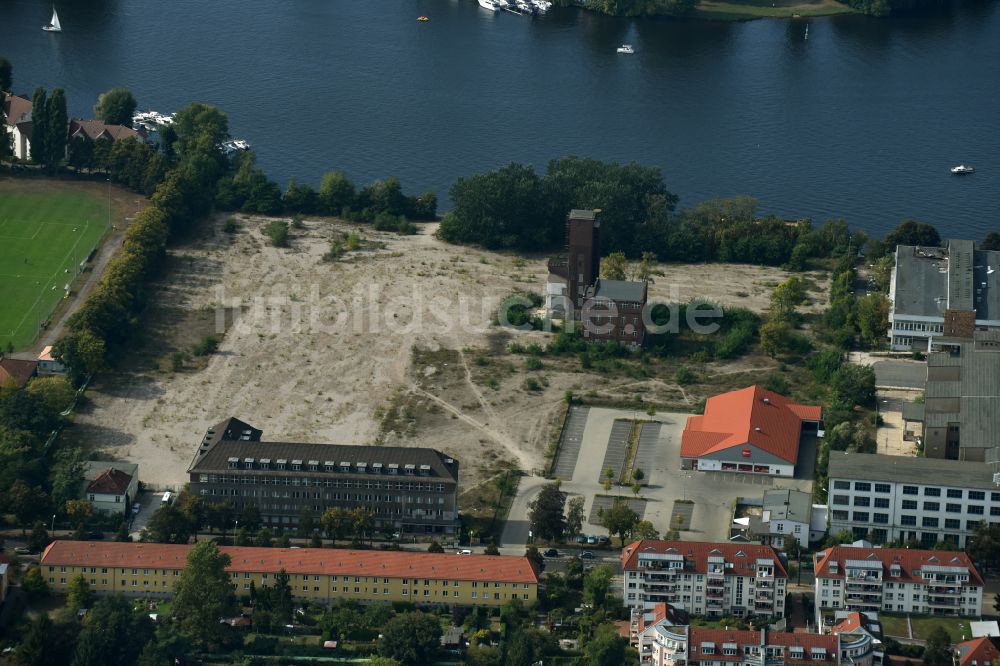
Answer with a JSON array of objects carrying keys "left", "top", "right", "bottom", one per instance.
[{"left": 40, "top": 541, "right": 538, "bottom": 607}]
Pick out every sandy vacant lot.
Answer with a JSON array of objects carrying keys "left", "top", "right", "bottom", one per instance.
[{"left": 70, "top": 215, "right": 828, "bottom": 496}]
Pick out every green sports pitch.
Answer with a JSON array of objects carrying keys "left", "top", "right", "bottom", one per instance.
[{"left": 0, "top": 189, "right": 110, "bottom": 350}]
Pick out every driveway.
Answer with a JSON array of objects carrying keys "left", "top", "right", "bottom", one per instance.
[{"left": 129, "top": 491, "right": 164, "bottom": 540}]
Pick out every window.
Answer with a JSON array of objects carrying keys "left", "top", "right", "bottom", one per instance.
[
  {"left": 948, "top": 489, "right": 963, "bottom": 499},
  {"left": 968, "top": 505, "right": 985, "bottom": 515},
  {"left": 901, "top": 515, "right": 917, "bottom": 526},
  {"left": 854, "top": 482, "right": 871, "bottom": 492},
  {"left": 924, "top": 502, "right": 940, "bottom": 511},
  {"left": 854, "top": 497, "right": 871, "bottom": 507},
  {"left": 969, "top": 491, "right": 986, "bottom": 501},
  {"left": 853, "top": 512, "right": 869, "bottom": 522},
  {"left": 834, "top": 481, "right": 851, "bottom": 490},
  {"left": 945, "top": 519, "right": 961, "bottom": 529},
  {"left": 991, "top": 507, "right": 1000, "bottom": 517},
  {"left": 902, "top": 500, "right": 918, "bottom": 510},
  {"left": 922, "top": 517, "right": 939, "bottom": 528},
  {"left": 947, "top": 503, "right": 963, "bottom": 513},
  {"left": 874, "top": 513, "right": 889, "bottom": 524},
  {"left": 875, "top": 498, "right": 890, "bottom": 508},
  {"left": 832, "top": 495, "right": 849, "bottom": 506},
  {"left": 903, "top": 486, "right": 919, "bottom": 496},
  {"left": 924, "top": 488, "right": 941, "bottom": 497},
  {"left": 832, "top": 510, "right": 849, "bottom": 521},
  {"left": 875, "top": 483, "right": 891, "bottom": 493}
]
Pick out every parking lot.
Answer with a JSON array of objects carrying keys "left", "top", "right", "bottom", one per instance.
[{"left": 502, "top": 406, "right": 816, "bottom": 549}]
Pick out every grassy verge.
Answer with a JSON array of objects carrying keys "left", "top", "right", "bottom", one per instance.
[
  {"left": 879, "top": 614, "right": 975, "bottom": 641},
  {"left": 691, "top": 0, "right": 855, "bottom": 20}
]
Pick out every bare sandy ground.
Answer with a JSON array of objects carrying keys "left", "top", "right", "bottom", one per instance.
[{"left": 71, "top": 216, "right": 828, "bottom": 491}]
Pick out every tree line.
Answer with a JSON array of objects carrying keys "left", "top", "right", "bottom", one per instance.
[{"left": 552, "top": 0, "right": 696, "bottom": 16}]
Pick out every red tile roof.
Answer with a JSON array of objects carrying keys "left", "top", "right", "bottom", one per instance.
[
  {"left": 86, "top": 467, "right": 133, "bottom": 495},
  {"left": 686, "top": 628, "right": 838, "bottom": 663},
  {"left": 68, "top": 119, "right": 142, "bottom": 142},
  {"left": 813, "top": 546, "right": 983, "bottom": 587},
  {"left": 2, "top": 94, "right": 32, "bottom": 126},
  {"left": 0, "top": 358, "right": 38, "bottom": 388},
  {"left": 956, "top": 637, "right": 1000, "bottom": 666},
  {"left": 620, "top": 540, "right": 788, "bottom": 577},
  {"left": 40, "top": 541, "right": 539, "bottom": 584},
  {"left": 681, "top": 386, "right": 821, "bottom": 464}
]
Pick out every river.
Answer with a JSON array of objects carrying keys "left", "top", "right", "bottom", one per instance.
[{"left": 2, "top": 0, "right": 999, "bottom": 237}]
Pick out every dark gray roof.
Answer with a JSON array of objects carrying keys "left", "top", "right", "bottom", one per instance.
[
  {"left": 188, "top": 419, "right": 459, "bottom": 482},
  {"left": 82, "top": 461, "right": 138, "bottom": 482},
  {"left": 762, "top": 488, "right": 812, "bottom": 523},
  {"left": 922, "top": 333, "right": 1000, "bottom": 449},
  {"left": 892, "top": 242, "right": 1000, "bottom": 320},
  {"left": 591, "top": 278, "right": 646, "bottom": 304},
  {"left": 827, "top": 452, "right": 998, "bottom": 490},
  {"left": 569, "top": 209, "right": 598, "bottom": 221},
  {"left": 900, "top": 401, "right": 925, "bottom": 422}
]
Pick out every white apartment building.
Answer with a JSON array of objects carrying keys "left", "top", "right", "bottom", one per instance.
[
  {"left": 621, "top": 541, "right": 788, "bottom": 618},
  {"left": 643, "top": 625, "right": 876, "bottom": 666},
  {"left": 813, "top": 545, "right": 983, "bottom": 626},
  {"left": 827, "top": 452, "right": 1000, "bottom": 548}
]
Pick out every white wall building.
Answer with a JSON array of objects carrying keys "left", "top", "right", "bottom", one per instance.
[
  {"left": 621, "top": 540, "right": 788, "bottom": 618},
  {"left": 813, "top": 545, "right": 983, "bottom": 626}
]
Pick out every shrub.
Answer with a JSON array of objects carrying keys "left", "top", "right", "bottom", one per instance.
[
  {"left": 223, "top": 217, "right": 238, "bottom": 233},
  {"left": 327, "top": 240, "right": 345, "bottom": 260},
  {"left": 345, "top": 232, "right": 361, "bottom": 251},
  {"left": 290, "top": 214, "right": 305, "bottom": 229},
  {"left": 192, "top": 335, "right": 219, "bottom": 356},
  {"left": 524, "top": 377, "right": 541, "bottom": 391},
  {"left": 525, "top": 357, "right": 543, "bottom": 371},
  {"left": 674, "top": 366, "right": 695, "bottom": 385},
  {"left": 264, "top": 219, "right": 289, "bottom": 247}
]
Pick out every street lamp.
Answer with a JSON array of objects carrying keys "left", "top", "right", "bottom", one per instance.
[{"left": 51, "top": 514, "right": 56, "bottom": 532}]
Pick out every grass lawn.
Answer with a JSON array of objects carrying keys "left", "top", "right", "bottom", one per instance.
[
  {"left": 879, "top": 614, "right": 977, "bottom": 640},
  {"left": 692, "top": 0, "right": 855, "bottom": 20},
  {"left": 0, "top": 187, "right": 109, "bottom": 350}
]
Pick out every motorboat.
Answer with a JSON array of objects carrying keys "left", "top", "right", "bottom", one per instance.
[
  {"left": 515, "top": 0, "right": 535, "bottom": 14},
  {"left": 417, "top": 15, "right": 430, "bottom": 21},
  {"left": 42, "top": 6, "right": 61, "bottom": 32},
  {"left": 617, "top": 44, "right": 634, "bottom": 54},
  {"left": 532, "top": 0, "right": 553, "bottom": 10},
  {"left": 951, "top": 165, "right": 975, "bottom": 174},
  {"left": 478, "top": 0, "right": 500, "bottom": 10}
]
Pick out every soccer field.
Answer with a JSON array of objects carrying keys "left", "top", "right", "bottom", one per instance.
[{"left": 0, "top": 189, "right": 109, "bottom": 351}]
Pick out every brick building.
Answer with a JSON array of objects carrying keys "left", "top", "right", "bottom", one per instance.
[
  {"left": 547, "top": 209, "right": 649, "bottom": 349},
  {"left": 187, "top": 418, "right": 459, "bottom": 534}
]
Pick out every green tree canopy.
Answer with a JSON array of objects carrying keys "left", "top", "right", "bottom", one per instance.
[
  {"left": 598, "top": 498, "right": 639, "bottom": 546},
  {"left": 528, "top": 482, "right": 567, "bottom": 541},
  {"left": 584, "top": 622, "right": 628, "bottom": 666},
  {"left": 94, "top": 88, "right": 138, "bottom": 126},
  {"left": 377, "top": 611, "right": 442, "bottom": 664},
  {"left": 171, "top": 540, "right": 237, "bottom": 648},
  {"left": 71, "top": 594, "right": 154, "bottom": 666}
]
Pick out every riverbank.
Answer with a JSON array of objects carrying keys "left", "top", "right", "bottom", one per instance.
[{"left": 691, "top": 0, "right": 855, "bottom": 20}]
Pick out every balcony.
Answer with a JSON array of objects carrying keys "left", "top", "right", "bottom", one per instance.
[
  {"left": 928, "top": 586, "right": 962, "bottom": 596},
  {"left": 706, "top": 590, "right": 725, "bottom": 600},
  {"left": 845, "top": 583, "right": 883, "bottom": 593},
  {"left": 927, "top": 597, "right": 961, "bottom": 608},
  {"left": 847, "top": 573, "right": 882, "bottom": 582}
]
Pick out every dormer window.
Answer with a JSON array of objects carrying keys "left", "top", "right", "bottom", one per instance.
[
  {"left": 388, "top": 464, "right": 399, "bottom": 475},
  {"left": 308, "top": 460, "right": 319, "bottom": 471},
  {"left": 340, "top": 462, "right": 351, "bottom": 473},
  {"left": 811, "top": 648, "right": 827, "bottom": 660},
  {"left": 259, "top": 458, "right": 270, "bottom": 470},
  {"left": 404, "top": 464, "right": 416, "bottom": 475},
  {"left": 227, "top": 457, "right": 239, "bottom": 469},
  {"left": 276, "top": 458, "right": 287, "bottom": 471},
  {"left": 701, "top": 643, "right": 715, "bottom": 655},
  {"left": 324, "top": 461, "right": 334, "bottom": 472},
  {"left": 419, "top": 464, "right": 431, "bottom": 476},
  {"left": 244, "top": 458, "right": 254, "bottom": 469},
  {"left": 372, "top": 463, "right": 383, "bottom": 474}
]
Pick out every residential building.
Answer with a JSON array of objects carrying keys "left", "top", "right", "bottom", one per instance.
[
  {"left": 732, "top": 489, "right": 824, "bottom": 548},
  {"left": 621, "top": 540, "right": 789, "bottom": 618},
  {"left": 888, "top": 241, "right": 1000, "bottom": 351},
  {"left": 547, "top": 209, "right": 649, "bottom": 349},
  {"left": 955, "top": 637, "right": 1000, "bottom": 666},
  {"left": 902, "top": 331, "right": 1000, "bottom": 461},
  {"left": 813, "top": 545, "right": 983, "bottom": 625},
  {"left": 81, "top": 461, "right": 139, "bottom": 515},
  {"left": 187, "top": 417, "right": 460, "bottom": 534},
  {"left": 681, "top": 386, "right": 822, "bottom": 477},
  {"left": 829, "top": 611, "right": 884, "bottom": 666},
  {"left": 827, "top": 451, "right": 1000, "bottom": 547},
  {"left": 37, "top": 345, "right": 66, "bottom": 375},
  {"left": 0, "top": 357, "right": 38, "bottom": 388},
  {"left": 39, "top": 541, "right": 537, "bottom": 607},
  {"left": 630, "top": 602, "right": 689, "bottom": 650},
  {"left": 68, "top": 118, "right": 144, "bottom": 144},
  {"left": 2, "top": 93, "right": 34, "bottom": 160},
  {"left": 643, "top": 625, "right": 877, "bottom": 666}
]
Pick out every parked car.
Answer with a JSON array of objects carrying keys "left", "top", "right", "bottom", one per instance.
[
  {"left": 586, "top": 534, "right": 596, "bottom": 544},
  {"left": 458, "top": 549, "right": 472, "bottom": 555},
  {"left": 543, "top": 548, "right": 559, "bottom": 558},
  {"left": 576, "top": 534, "right": 587, "bottom": 544},
  {"left": 14, "top": 546, "right": 32, "bottom": 555},
  {"left": 597, "top": 535, "right": 609, "bottom": 545},
  {"left": 581, "top": 551, "right": 595, "bottom": 559}
]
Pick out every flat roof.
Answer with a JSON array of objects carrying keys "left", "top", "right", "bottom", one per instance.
[
  {"left": 922, "top": 334, "right": 1000, "bottom": 448},
  {"left": 827, "top": 452, "right": 998, "bottom": 490},
  {"left": 892, "top": 242, "right": 1000, "bottom": 320},
  {"left": 592, "top": 278, "right": 646, "bottom": 303}
]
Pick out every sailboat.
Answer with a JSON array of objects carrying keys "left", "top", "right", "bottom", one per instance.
[
  {"left": 804, "top": 24, "right": 809, "bottom": 40},
  {"left": 42, "top": 6, "right": 62, "bottom": 32}
]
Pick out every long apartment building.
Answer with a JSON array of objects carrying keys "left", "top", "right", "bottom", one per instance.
[
  {"left": 188, "top": 418, "right": 459, "bottom": 534},
  {"left": 642, "top": 625, "right": 877, "bottom": 666},
  {"left": 40, "top": 541, "right": 537, "bottom": 607},
  {"left": 813, "top": 545, "right": 983, "bottom": 625},
  {"left": 621, "top": 540, "right": 788, "bottom": 618},
  {"left": 827, "top": 452, "right": 1000, "bottom": 548}
]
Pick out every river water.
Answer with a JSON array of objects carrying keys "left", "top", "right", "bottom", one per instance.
[{"left": 3, "top": 0, "right": 999, "bottom": 237}]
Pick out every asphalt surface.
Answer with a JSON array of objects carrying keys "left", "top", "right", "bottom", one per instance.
[{"left": 874, "top": 360, "right": 926, "bottom": 389}]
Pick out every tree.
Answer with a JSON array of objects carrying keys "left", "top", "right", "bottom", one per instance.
[
  {"left": 583, "top": 563, "right": 615, "bottom": 607},
  {"left": 770, "top": 276, "right": 807, "bottom": 322},
  {"left": 9, "top": 615, "right": 77, "bottom": 666},
  {"left": 72, "top": 594, "right": 154, "bottom": 666},
  {"left": 633, "top": 520, "right": 660, "bottom": 540},
  {"left": 377, "top": 612, "right": 442, "bottom": 665},
  {"left": 760, "top": 319, "right": 810, "bottom": 358},
  {"left": 296, "top": 507, "right": 315, "bottom": 538},
  {"left": 319, "top": 171, "right": 356, "bottom": 215},
  {"left": 967, "top": 523, "right": 1000, "bottom": 574},
  {"left": 171, "top": 540, "right": 237, "bottom": 648},
  {"left": 256, "top": 527, "right": 273, "bottom": 547},
  {"left": 636, "top": 251, "right": 661, "bottom": 283},
  {"left": 602, "top": 251, "right": 628, "bottom": 280},
  {"left": 584, "top": 623, "right": 628, "bottom": 666},
  {"left": 427, "top": 540, "right": 445, "bottom": 553},
  {"left": 565, "top": 496, "right": 586, "bottom": 538},
  {"left": 0, "top": 58, "right": 11, "bottom": 92},
  {"left": 922, "top": 627, "right": 953, "bottom": 666},
  {"left": 631, "top": 481, "right": 642, "bottom": 497},
  {"left": 67, "top": 574, "right": 95, "bottom": 611},
  {"left": 857, "top": 294, "right": 890, "bottom": 348},
  {"left": 26, "top": 375, "right": 76, "bottom": 413},
  {"left": 322, "top": 506, "right": 350, "bottom": 543},
  {"left": 264, "top": 219, "right": 289, "bottom": 247},
  {"left": 528, "top": 482, "right": 566, "bottom": 541},
  {"left": 632, "top": 468, "right": 645, "bottom": 483},
  {"left": 46, "top": 88, "right": 68, "bottom": 171},
  {"left": 30, "top": 87, "right": 48, "bottom": 165},
  {"left": 21, "top": 565, "right": 49, "bottom": 599},
  {"left": 65, "top": 499, "right": 93, "bottom": 525},
  {"left": 27, "top": 521, "right": 50, "bottom": 552},
  {"left": 981, "top": 232, "right": 1000, "bottom": 251},
  {"left": 350, "top": 506, "right": 374, "bottom": 543},
  {"left": 831, "top": 364, "right": 876, "bottom": 407},
  {"left": 598, "top": 499, "right": 639, "bottom": 546},
  {"left": 525, "top": 546, "right": 545, "bottom": 573},
  {"left": 884, "top": 219, "right": 940, "bottom": 252},
  {"left": 143, "top": 504, "right": 195, "bottom": 544},
  {"left": 94, "top": 88, "right": 138, "bottom": 126}
]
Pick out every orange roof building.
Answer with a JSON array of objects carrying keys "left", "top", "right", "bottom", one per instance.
[
  {"left": 40, "top": 540, "right": 538, "bottom": 607},
  {"left": 681, "top": 386, "right": 821, "bottom": 477},
  {"left": 956, "top": 637, "right": 1000, "bottom": 666},
  {"left": 0, "top": 357, "right": 38, "bottom": 388}
]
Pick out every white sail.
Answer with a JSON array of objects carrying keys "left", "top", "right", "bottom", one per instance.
[{"left": 50, "top": 8, "right": 61, "bottom": 31}]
